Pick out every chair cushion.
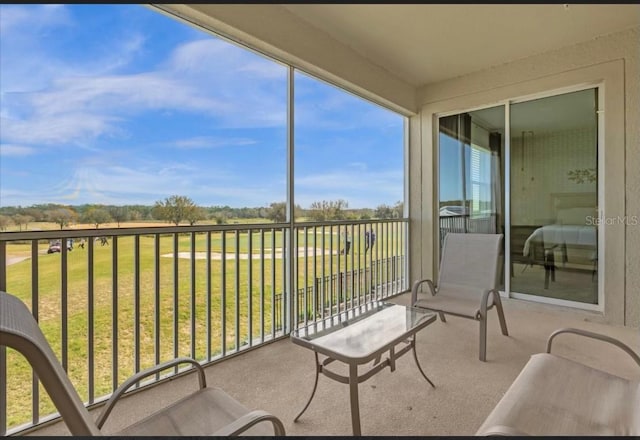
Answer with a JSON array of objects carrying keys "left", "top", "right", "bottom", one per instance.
[
  {"left": 116, "top": 387, "right": 275, "bottom": 436},
  {"left": 476, "top": 353, "right": 640, "bottom": 436},
  {"left": 413, "top": 292, "right": 481, "bottom": 319}
]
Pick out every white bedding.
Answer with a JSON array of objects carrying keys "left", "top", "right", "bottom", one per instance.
[{"left": 523, "top": 224, "right": 596, "bottom": 257}]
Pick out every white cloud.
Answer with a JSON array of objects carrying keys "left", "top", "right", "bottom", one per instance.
[
  {"left": 31, "top": 74, "right": 226, "bottom": 117},
  {"left": 3, "top": 5, "right": 404, "bottom": 155},
  {"left": 295, "top": 168, "right": 403, "bottom": 208},
  {"left": 0, "top": 4, "right": 71, "bottom": 36},
  {"left": 166, "top": 39, "right": 234, "bottom": 73},
  {"left": 0, "top": 144, "right": 36, "bottom": 157},
  {"left": 238, "top": 60, "right": 287, "bottom": 79},
  {"left": 0, "top": 5, "right": 76, "bottom": 94},
  {"left": 347, "top": 162, "right": 368, "bottom": 171},
  {"left": 96, "top": 34, "right": 147, "bottom": 74},
  {"left": 1, "top": 33, "right": 287, "bottom": 149},
  {"left": 0, "top": 159, "right": 284, "bottom": 207},
  {"left": 297, "top": 169, "right": 401, "bottom": 191},
  {"left": 173, "top": 136, "right": 258, "bottom": 149},
  {"left": 1, "top": 113, "right": 121, "bottom": 147}
]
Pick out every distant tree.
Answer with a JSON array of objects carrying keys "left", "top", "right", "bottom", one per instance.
[
  {"left": 266, "top": 202, "right": 287, "bottom": 223},
  {"left": 186, "top": 207, "right": 206, "bottom": 226},
  {"left": 0, "top": 215, "right": 14, "bottom": 231},
  {"left": 308, "top": 199, "right": 349, "bottom": 221},
  {"left": 214, "top": 214, "right": 228, "bottom": 225},
  {"left": 374, "top": 204, "right": 394, "bottom": 219},
  {"left": 234, "top": 206, "right": 260, "bottom": 219},
  {"left": 308, "top": 201, "right": 327, "bottom": 221},
  {"left": 0, "top": 206, "right": 17, "bottom": 216},
  {"left": 393, "top": 201, "right": 404, "bottom": 218},
  {"left": 129, "top": 209, "right": 142, "bottom": 221},
  {"left": 22, "top": 207, "right": 45, "bottom": 221},
  {"left": 335, "top": 200, "right": 349, "bottom": 220},
  {"left": 153, "top": 195, "right": 199, "bottom": 226},
  {"left": 46, "top": 207, "right": 78, "bottom": 229},
  {"left": 82, "top": 208, "right": 112, "bottom": 228},
  {"left": 109, "top": 206, "right": 129, "bottom": 227},
  {"left": 13, "top": 214, "right": 33, "bottom": 231},
  {"left": 359, "top": 208, "right": 374, "bottom": 220}
]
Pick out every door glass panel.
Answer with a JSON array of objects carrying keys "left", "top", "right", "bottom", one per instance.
[
  {"left": 438, "top": 106, "right": 505, "bottom": 290},
  {"left": 510, "top": 89, "right": 598, "bottom": 304}
]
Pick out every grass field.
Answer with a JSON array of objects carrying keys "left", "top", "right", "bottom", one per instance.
[{"left": 3, "top": 220, "right": 405, "bottom": 429}]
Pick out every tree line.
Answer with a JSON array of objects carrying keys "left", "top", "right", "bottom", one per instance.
[{"left": 0, "top": 197, "right": 404, "bottom": 230}]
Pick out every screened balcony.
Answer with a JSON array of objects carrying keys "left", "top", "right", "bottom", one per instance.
[{"left": 1, "top": 3, "right": 639, "bottom": 437}]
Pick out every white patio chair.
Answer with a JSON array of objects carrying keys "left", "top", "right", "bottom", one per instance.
[
  {"left": 0, "top": 291, "right": 285, "bottom": 436},
  {"left": 476, "top": 327, "right": 640, "bottom": 435},
  {"left": 411, "top": 233, "right": 508, "bottom": 361}
]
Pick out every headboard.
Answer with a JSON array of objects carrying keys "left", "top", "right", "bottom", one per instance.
[{"left": 550, "top": 192, "right": 597, "bottom": 225}]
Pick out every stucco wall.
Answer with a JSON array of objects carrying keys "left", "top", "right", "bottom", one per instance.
[{"left": 413, "top": 26, "right": 639, "bottom": 327}]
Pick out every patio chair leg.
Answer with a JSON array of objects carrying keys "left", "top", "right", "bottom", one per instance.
[
  {"left": 438, "top": 312, "right": 447, "bottom": 323},
  {"left": 294, "top": 352, "right": 321, "bottom": 422},
  {"left": 494, "top": 295, "right": 509, "bottom": 336},
  {"left": 479, "top": 318, "right": 487, "bottom": 362}
]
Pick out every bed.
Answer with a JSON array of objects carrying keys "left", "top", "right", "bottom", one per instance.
[{"left": 521, "top": 193, "right": 597, "bottom": 289}]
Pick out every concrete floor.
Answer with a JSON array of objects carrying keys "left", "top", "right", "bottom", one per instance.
[{"left": 27, "top": 293, "right": 639, "bottom": 436}]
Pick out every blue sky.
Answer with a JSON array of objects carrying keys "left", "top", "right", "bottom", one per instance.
[{"left": 0, "top": 4, "right": 404, "bottom": 209}]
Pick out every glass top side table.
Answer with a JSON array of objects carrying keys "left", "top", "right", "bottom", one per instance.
[{"left": 290, "top": 301, "right": 437, "bottom": 435}]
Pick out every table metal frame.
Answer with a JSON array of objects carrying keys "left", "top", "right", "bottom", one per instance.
[{"left": 290, "top": 303, "right": 437, "bottom": 435}]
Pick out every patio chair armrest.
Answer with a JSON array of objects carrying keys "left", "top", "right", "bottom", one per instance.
[
  {"left": 211, "top": 409, "right": 286, "bottom": 436},
  {"left": 96, "top": 357, "right": 206, "bottom": 429},
  {"left": 546, "top": 328, "right": 640, "bottom": 368},
  {"left": 478, "top": 288, "right": 499, "bottom": 319},
  {"left": 477, "top": 424, "right": 530, "bottom": 436},
  {"left": 411, "top": 278, "right": 436, "bottom": 305}
]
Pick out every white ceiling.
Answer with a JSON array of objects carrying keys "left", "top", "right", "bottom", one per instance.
[{"left": 283, "top": 4, "right": 640, "bottom": 88}]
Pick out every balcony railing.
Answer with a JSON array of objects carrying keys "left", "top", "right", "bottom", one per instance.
[
  {"left": 438, "top": 214, "right": 497, "bottom": 249},
  {"left": 0, "top": 219, "right": 407, "bottom": 434}
]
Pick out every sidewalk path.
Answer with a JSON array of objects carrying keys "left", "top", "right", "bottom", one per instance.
[
  {"left": 162, "top": 247, "right": 339, "bottom": 260},
  {"left": 6, "top": 256, "right": 30, "bottom": 266}
]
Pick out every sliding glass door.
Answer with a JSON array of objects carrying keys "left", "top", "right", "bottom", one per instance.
[
  {"left": 510, "top": 89, "right": 598, "bottom": 304},
  {"left": 438, "top": 106, "right": 505, "bottom": 289},
  {"left": 438, "top": 87, "right": 599, "bottom": 306}
]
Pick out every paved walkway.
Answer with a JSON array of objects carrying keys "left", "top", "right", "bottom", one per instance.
[
  {"left": 162, "top": 247, "right": 339, "bottom": 260},
  {"left": 6, "top": 256, "right": 30, "bottom": 266}
]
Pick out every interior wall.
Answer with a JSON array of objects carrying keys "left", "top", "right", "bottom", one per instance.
[
  {"left": 412, "top": 26, "right": 639, "bottom": 327},
  {"left": 510, "top": 126, "right": 597, "bottom": 225}
]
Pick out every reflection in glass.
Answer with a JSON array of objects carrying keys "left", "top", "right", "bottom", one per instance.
[
  {"left": 510, "top": 88, "right": 598, "bottom": 304},
  {"left": 438, "top": 106, "right": 505, "bottom": 289}
]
